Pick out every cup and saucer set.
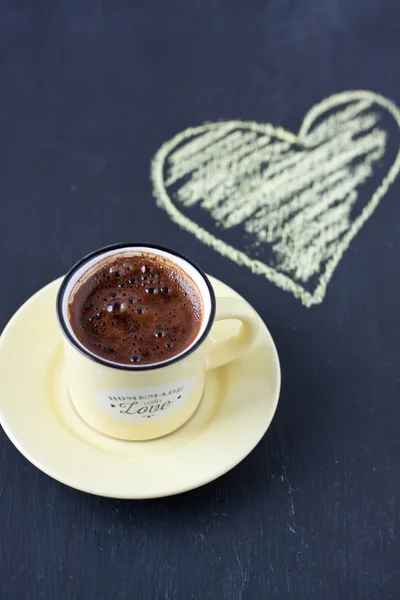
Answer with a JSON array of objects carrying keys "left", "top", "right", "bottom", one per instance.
[{"left": 0, "top": 244, "right": 280, "bottom": 499}]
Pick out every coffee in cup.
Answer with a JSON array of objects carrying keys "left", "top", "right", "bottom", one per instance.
[{"left": 68, "top": 251, "right": 203, "bottom": 366}]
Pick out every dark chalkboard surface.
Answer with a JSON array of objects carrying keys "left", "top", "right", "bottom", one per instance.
[{"left": 1, "top": 2, "right": 399, "bottom": 599}]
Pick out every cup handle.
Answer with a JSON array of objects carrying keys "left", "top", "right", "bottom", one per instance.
[{"left": 206, "top": 297, "right": 259, "bottom": 370}]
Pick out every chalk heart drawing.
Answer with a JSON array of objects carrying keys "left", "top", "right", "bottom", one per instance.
[{"left": 151, "top": 91, "right": 400, "bottom": 307}]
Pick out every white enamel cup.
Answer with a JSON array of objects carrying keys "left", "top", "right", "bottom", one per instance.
[{"left": 57, "top": 243, "right": 259, "bottom": 441}]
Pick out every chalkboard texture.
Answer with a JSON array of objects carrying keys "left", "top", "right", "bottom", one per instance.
[{"left": 1, "top": 2, "right": 400, "bottom": 599}]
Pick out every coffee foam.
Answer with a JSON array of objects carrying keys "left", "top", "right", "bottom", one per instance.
[{"left": 68, "top": 251, "right": 204, "bottom": 365}]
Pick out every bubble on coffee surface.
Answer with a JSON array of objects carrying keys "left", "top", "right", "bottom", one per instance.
[
  {"left": 95, "top": 341, "right": 114, "bottom": 352},
  {"left": 109, "top": 265, "right": 125, "bottom": 277},
  {"left": 123, "top": 262, "right": 134, "bottom": 271},
  {"left": 107, "top": 299, "right": 126, "bottom": 314},
  {"left": 88, "top": 309, "right": 104, "bottom": 322}
]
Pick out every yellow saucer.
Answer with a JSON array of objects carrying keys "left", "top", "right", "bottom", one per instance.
[{"left": 0, "top": 276, "right": 280, "bottom": 498}]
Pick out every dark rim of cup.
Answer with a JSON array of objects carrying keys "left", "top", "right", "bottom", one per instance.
[{"left": 56, "top": 242, "right": 216, "bottom": 371}]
